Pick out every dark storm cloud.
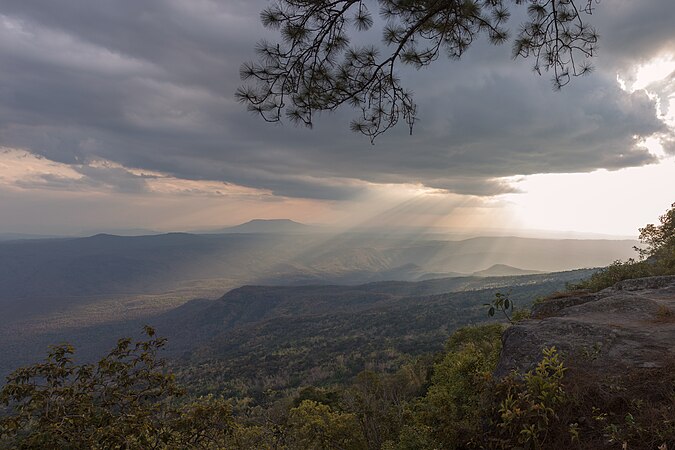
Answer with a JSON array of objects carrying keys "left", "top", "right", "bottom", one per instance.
[
  {"left": 596, "top": 0, "right": 675, "bottom": 69},
  {"left": 0, "top": 0, "right": 673, "bottom": 199}
]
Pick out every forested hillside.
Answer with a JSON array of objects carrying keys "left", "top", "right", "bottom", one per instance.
[
  {"left": 159, "top": 270, "right": 594, "bottom": 398},
  {"left": 1, "top": 231, "right": 627, "bottom": 377}
]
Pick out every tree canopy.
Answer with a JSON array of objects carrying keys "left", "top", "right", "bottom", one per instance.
[
  {"left": 638, "top": 202, "right": 675, "bottom": 266},
  {"left": 0, "top": 327, "right": 234, "bottom": 449},
  {"left": 237, "top": 0, "right": 600, "bottom": 140}
]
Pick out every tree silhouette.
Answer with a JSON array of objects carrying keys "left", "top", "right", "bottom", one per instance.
[{"left": 237, "top": 0, "right": 600, "bottom": 141}]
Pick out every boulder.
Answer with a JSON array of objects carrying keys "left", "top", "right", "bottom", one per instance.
[{"left": 495, "top": 276, "right": 675, "bottom": 378}]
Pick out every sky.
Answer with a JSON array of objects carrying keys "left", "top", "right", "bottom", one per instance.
[{"left": 0, "top": 0, "right": 674, "bottom": 237}]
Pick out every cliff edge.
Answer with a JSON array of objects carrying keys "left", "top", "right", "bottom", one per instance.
[{"left": 496, "top": 275, "right": 675, "bottom": 377}]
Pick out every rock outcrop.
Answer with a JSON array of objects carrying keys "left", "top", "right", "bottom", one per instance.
[{"left": 495, "top": 276, "right": 675, "bottom": 377}]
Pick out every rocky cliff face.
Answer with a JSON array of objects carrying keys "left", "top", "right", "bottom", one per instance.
[{"left": 495, "top": 276, "right": 675, "bottom": 377}]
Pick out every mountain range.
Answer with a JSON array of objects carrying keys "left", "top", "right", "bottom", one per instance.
[
  {"left": 0, "top": 230, "right": 637, "bottom": 321},
  {"left": 0, "top": 221, "right": 639, "bottom": 384}
]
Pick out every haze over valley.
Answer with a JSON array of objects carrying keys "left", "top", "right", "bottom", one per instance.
[{"left": 0, "top": 219, "right": 637, "bottom": 378}]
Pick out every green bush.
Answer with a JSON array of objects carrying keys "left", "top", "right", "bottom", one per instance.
[
  {"left": 413, "top": 324, "right": 504, "bottom": 449},
  {"left": 286, "top": 400, "right": 366, "bottom": 450},
  {"left": 486, "top": 347, "right": 568, "bottom": 449},
  {"left": 637, "top": 201, "right": 675, "bottom": 265},
  {"left": 0, "top": 327, "right": 234, "bottom": 449},
  {"left": 568, "top": 258, "right": 654, "bottom": 292}
]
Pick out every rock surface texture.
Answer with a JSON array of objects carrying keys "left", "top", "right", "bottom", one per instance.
[{"left": 495, "top": 276, "right": 675, "bottom": 377}]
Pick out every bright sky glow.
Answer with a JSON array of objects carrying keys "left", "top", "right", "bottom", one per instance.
[
  {"left": 501, "top": 157, "right": 675, "bottom": 236},
  {"left": 629, "top": 55, "right": 675, "bottom": 91},
  {"left": 498, "top": 54, "right": 675, "bottom": 236}
]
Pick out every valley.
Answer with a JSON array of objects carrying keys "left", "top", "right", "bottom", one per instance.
[{"left": 0, "top": 227, "right": 634, "bottom": 388}]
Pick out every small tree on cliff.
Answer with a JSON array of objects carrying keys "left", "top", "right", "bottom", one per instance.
[{"left": 637, "top": 202, "right": 675, "bottom": 270}]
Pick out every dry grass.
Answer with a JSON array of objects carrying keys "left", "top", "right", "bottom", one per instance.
[
  {"left": 552, "top": 360, "right": 675, "bottom": 449},
  {"left": 544, "top": 289, "right": 591, "bottom": 301},
  {"left": 654, "top": 304, "right": 675, "bottom": 323}
]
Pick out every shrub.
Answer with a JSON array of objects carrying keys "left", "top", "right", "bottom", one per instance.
[
  {"left": 568, "top": 258, "right": 653, "bottom": 292},
  {"left": 485, "top": 347, "right": 568, "bottom": 449},
  {"left": 286, "top": 400, "right": 366, "bottom": 450},
  {"left": 0, "top": 327, "right": 234, "bottom": 449},
  {"left": 415, "top": 324, "right": 504, "bottom": 448},
  {"left": 637, "top": 201, "right": 675, "bottom": 264}
]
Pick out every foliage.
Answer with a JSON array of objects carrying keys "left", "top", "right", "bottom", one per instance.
[
  {"left": 292, "top": 386, "right": 342, "bottom": 409},
  {"left": 172, "top": 274, "right": 582, "bottom": 399},
  {"left": 286, "top": 400, "right": 366, "bottom": 449},
  {"left": 342, "top": 363, "right": 427, "bottom": 449},
  {"left": 511, "top": 308, "right": 532, "bottom": 322},
  {"left": 4, "top": 323, "right": 675, "bottom": 449},
  {"left": 485, "top": 291, "right": 514, "bottom": 323},
  {"left": 444, "top": 323, "right": 505, "bottom": 354},
  {"left": 237, "top": 0, "right": 599, "bottom": 140},
  {"left": 415, "top": 324, "right": 504, "bottom": 448},
  {"left": 381, "top": 424, "right": 437, "bottom": 450},
  {"left": 568, "top": 258, "right": 654, "bottom": 292},
  {"left": 0, "top": 327, "right": 234, "bottom": 449},
  {"left": 486, "top": 291, "right": 531, "bottom": 322},
  {"left": 637, "top": 201, "right": 675, "bottom": 269},
  {"left": 486, "top": 347, "right": 568, "bottom": 449}
]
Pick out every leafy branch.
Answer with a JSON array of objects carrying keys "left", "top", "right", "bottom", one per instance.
[{"left": 485, "top": 291, "right": 514, "bottom": 324}]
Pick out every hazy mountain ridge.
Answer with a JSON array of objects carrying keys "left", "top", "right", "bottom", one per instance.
[
  {"left": 0, "top": 232, "right": 637, "bottom": 304},
  {"left": 212, "top": 219, "right": 310, "bottom": 234},
  {"left": 0, "top": 226, "right": 633, "bottom": 383},
  {"left": 0, "top": 233, "right": 63, "bottom": 241},
  {"left": 472, "top": 264, "right": 545, "bottom": 277},
  {"left": 163, "top": 269, "right": 593, "bottom": 340}
]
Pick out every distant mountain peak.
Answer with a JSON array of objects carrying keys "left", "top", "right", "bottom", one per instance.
[
  {"left": 242, "top": 219, "right": 303, "bottom": 225},
  {"left": 224, "top": 219, "right": 308, "bottom": 234},
  {"left": 88, "top": 233, "right": 118, "bottom": 239},
  {"left": 473, "top": 264, "right": 545, "bottom": 277}
]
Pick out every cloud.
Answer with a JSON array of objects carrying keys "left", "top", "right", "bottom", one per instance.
[
  {"left": 3, "top": 154, "right": 152, "bottom": 194},
  {"left": 0, "top": 0, "right": 673, "bottom": 200},
  {"left": 595, "top": 0, "right": 675, "bottom": 71}
]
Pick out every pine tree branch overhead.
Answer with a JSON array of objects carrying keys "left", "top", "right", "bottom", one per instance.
[{"left": 237, "top": 0, "right": 600, "bottom": 141}]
